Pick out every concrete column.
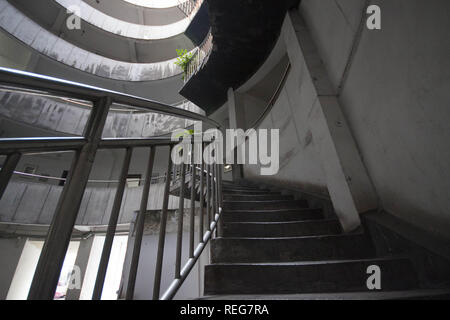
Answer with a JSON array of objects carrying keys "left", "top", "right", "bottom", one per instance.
[
  {"left": 227, "top": 88, "right": 245, "bottom": 181},
  {"left": 65, "top": 237, "right": 94, "bottom": 300},
  {"left": 282, "top": 10, "right": 378, "bottom": 232}
]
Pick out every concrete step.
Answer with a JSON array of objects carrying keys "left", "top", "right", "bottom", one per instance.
[
  {"left": 204, "top": 257, "right": 418, "bottom": 295},
  {"left": 211, "top": 233, "right": 375, "bottom": 263},
  {"left": 222, "top": 185, "right": 267, "bottom": 191},
  {"left": 222, "top": 219, "right": 342, "bottom": 238},
  {"left": 223, "top": 189, "right": 277, "bottom": 195},
  {"left": 201, "top": 289, "right": 450, "bottom": 300},
  {"left": 223, "top": 194, "right": 294, "bottom": 201},
  {"left": 222, "top": 208, "right": 324, "bottom": 223},
  {"left": 223, "top": 199, "right": 308, "bottom": 211}
]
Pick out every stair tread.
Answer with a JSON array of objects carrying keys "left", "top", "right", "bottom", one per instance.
[
  {"left": 200, "top": 289, "right": 450, "bottom": 300},
  {"left": 209, "top": 256, "right": 407, "bottom": 266},
  {"left": 224, "top": 219, "right": 339, "bottom": 225}
]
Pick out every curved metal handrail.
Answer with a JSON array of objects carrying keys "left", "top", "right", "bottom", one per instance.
[
  {"left": 0, "top": 67, "right": 223, "bottom": 301},
  {"left": 0, "top": 67, "right": 220, "bottom": 129}
]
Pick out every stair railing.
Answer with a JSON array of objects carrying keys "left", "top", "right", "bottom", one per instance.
[{"left": 0, "top": 67, "right": 223, "bottom": 300}]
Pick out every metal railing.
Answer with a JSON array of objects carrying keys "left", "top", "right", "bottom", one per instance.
[
  {"left": 185, "top": 30, "right": 214, "bottom": 83},
  {"left": 177, "top": 0, "right": 204, "bottom": 18},
  {"left": 0, "top": 67, "right": 224, "bottom": 300}
]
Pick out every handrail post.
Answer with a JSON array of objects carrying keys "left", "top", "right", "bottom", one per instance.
[
  {"left": 153, "top": 145, "right": 174, "bottom": 300},
  {"left": 198, "top": 144, "right": 205, "bottom": 243},
  {"left": 189, "top": 141, "right": 196, "bottom": 258},
  {"left": 206, "top": 158, "right": 211, "bottom": 231},
  {"left": 125, "top": 147, "right": 156, "bottom": 300},
  {"left": 28, "top": 97, "right": 112, "bottom": 300},
  {"left": 211, "top": 161, "right": 216, "bottom": 238},
  {"left": 175, "top": 162, "right": 186, "bottom": 279},
  {"left": 92, "top": 147, "right": 133, "bottom": 300},
  {"left": 0, "top": 152, "right": 21, "bottom": 200}
]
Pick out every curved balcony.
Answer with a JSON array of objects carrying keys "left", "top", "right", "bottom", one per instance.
[
  {"left": 7, "top": 0, "right": 195, "bottom": 63},
  {"left": 0, "top": 1, "right": 193, "bottom": 81},
  {"left": 0, "top": 88, "right": 203, "bottom": 139},
  {"left": 179, "top": 0, "right": 299, "bottom": 115},
  {"left": 82, "top": 0, "right": 187, "bottom": 26}
]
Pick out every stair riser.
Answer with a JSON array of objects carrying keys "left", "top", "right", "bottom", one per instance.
[
  {"left": 222, "top": 209, "right": 323, "bottom": 223},
  {"left": 222, "top": 190, "right": 270, "bottom": 195},
  {"left": 222, "top": 220, "right": 342, "bottom": 238},
  {"left": 205, "top": 259, "right": 418, "bottom": 295},
  {"left": 224, "top": 194, "right": 294, "bottom": 201},
  {"left": 224, "top": 200, "right": 308, "bottom": 211},
  {"left": 211, "top": 235, "right": 375, "bottom": 263}
]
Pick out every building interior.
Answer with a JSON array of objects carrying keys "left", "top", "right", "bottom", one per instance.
[{"left": 0, "top": 0, "right": 449, "bottom": 300}]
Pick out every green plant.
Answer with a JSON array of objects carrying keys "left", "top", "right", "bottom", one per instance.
[{"left": 174, "top": 49, "right": 194, "bottom": 80}]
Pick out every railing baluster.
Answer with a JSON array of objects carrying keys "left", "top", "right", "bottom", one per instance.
[
  {"left": 198, "top": 144, "right": 205, "bottom": 243},
  {"left": 211, "top": 162, "right": 216, "bottom": 238},
  {"left": 153, "top": 145, "right": 174, "bottom": 300},
  {"left": 206, "top": 159, "right": 211, "bottom": 230},
  {"left": 28, "top": 97, "right": 112, "bottom": 300},
  {"left": 175, "top": 162, "right": 186, "bottom": 279},
  {"left": 125, "top": 147, "right": 156, "bottom": 300},
  {"left": 189, "top": 142, "right": 196, "bottom": 258},
  {"left": 0, "top": 152, "right": 21, "bottom": 200},
  {"left": 93, "top": 147, "right": 133, "bottom": 300}
]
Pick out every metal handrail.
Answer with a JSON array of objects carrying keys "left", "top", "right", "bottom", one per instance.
[
  {"left": 0, "top": 67, "right": 223, "bottom": 301},
  {"left": 0, "top": 67, "right": 221, "bottom": 129}
]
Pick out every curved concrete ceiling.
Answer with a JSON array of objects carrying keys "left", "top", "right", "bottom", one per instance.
[
  {"left": 57, "top": 0, "right": 190, "bottom": 40},
  {"left": 0, "top": 0, "right": 198, "bottom": 81},
  {"left": 122, "top": 0, "right": 187, "bottom": 9},
  {"left": 82, "top": 0, "right": 187, "bottom": 26},
  {"left": 8, "top": 0, "right": 195, "bottom": 63}
]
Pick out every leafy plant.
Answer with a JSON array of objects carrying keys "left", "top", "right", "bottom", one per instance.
[{"left": 174, "top": 49, "right": 194, "bottom": 80}]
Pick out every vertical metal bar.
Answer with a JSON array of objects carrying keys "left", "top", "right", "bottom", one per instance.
[
  {"left": 175, "top": 163, "right": 186, "bottom": 279},
  {"left": 0, "top": 152, "right": 21, "bottom": 200},
  {"left": 153, "top": 145, "right": 174, "bottom": 300},
  {"left": 28, "top": 97, "right": 111, "bottom": 300},
  {"left": 92, "top": 147, "right": 133, "bottom": 300},
  {"left": 219, "top": 164, "right": 223, "bottom": 208},
  {"left": 211, "top": 164, "right": 217, "bottom": 238},
  {"left": 206, "top": 160, "right": 211, "bottom": 231},
  {"left": 198, "top": 144, "right": 205, "bottom": 243},
  {"left": 189, "top": 142, "right": 196, "bottom": 258},
  {"left": 125, "top": 147, "right": 156, "bottom": 300}
]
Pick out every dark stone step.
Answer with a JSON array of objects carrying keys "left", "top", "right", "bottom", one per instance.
[
  {"left": 223, "top": 199, "right": 308, "bottom": 211},
  {"left": 223, "top": 194, "right": 294, "bottom": 201},
  {"left": 211, "top": 234, "right": 375, "bottom": 263},
  {"left": 223, "top": 189, "right": 276, "bottom": 195},
  {"left": 204, "top": 258, "right": 419, "bottom": 295},
  {"left": 222, "top": 185, "right": 266, "bottom": 191},
  {"left": 222, "top": 219, "right": 342, "bottom": 238},
  {"left": 222, "top": 208, "right": 324, "bottom": 223}
]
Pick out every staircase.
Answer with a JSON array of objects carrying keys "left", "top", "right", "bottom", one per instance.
[{"left": 203, "top": 182, "right": 450, "bottom": 300}]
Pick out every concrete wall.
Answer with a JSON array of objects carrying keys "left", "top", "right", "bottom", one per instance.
[
  {"left": 299, "top": 0, "right": 450, "bottom": 238},
  {"left": 243, "top": 0, "right": 450, "bottom": 237},
  {"left": 244, "top": 68, "right": 328, "bottom": 196}
]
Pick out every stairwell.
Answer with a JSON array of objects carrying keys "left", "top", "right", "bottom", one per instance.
[{"left": 203, "top": 182, "right": 450, "bottom": 300}]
